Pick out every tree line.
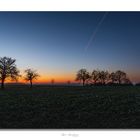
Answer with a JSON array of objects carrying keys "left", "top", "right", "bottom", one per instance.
[
  {"left": 0, "top": 56, "right": 139, "bottom": 89},
  {"left": 0, "top": 56, "right": 39, "bottom": 89},
  {"left": 76, "top": 68, "right": 133, "bottom": 86}
]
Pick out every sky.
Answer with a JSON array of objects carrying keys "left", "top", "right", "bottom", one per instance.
[{"left": 0, "top": 12, "right": 140, "bottom": 83}]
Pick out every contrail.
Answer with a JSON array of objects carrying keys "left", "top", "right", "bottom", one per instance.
[{"left": 84, "top": 12, "right": 108, "bottom": 52}]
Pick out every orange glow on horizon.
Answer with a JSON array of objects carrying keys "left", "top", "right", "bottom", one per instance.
[
  {"left": 3, "top": 72, "right": 140, "bottom": 84},
  {"left": 4, "top": 73, "right": 76, "bottom": 84}
]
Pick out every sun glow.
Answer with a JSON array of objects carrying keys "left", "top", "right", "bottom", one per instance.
[{"left": 4, "top": 73, "right": 76, "bottom": 84}]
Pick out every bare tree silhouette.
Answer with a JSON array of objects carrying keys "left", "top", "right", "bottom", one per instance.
[
  {"left": 98, "top": 70, "right": 109, "bottom": 85},
  {"left": 115, "top": 70, "right": 127, "bottom": 84},
  {"left": 24, "top": 69, "right": 39, "bottom": 88},
  {"left": 91, "top": 70, "right": 100, "bottom": 84},
  {"left": 0, "top": 57, "right": 20, "bottom": 89},
  {"left": 108, "top": 70, "right": 132, "bottom": 85},
  {"left": 109, "top": 72, "right": 117, "bottom": 84},
  {"left": 75, "top": 69, "right": 90, "bottom": 86}
]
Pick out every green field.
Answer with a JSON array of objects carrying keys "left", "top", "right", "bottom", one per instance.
[{"left": 0, "top": 85, "right": 140, "bottom": 129}]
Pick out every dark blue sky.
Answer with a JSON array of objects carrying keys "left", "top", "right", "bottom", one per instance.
[{"left": 0, "top": 12, "right": 140, "bottom": 83}]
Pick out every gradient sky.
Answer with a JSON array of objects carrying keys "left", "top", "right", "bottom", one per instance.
[{"left": 0, "top": 12, "right": 140, "bottom": 83}]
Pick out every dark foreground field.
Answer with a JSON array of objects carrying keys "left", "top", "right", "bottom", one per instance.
[{"left": 0, "top": 85, "right": 140, "bottom": 129}]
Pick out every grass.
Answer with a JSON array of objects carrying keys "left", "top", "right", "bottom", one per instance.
[{"left": 0, "top": 85, "right": 140, "bottom": 129}]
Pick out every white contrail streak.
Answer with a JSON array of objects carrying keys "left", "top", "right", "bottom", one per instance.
[{"left": 84, "top": 12, "right": 108, "bottom": 52}]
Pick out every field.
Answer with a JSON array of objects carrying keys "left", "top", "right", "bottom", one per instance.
[{"left": 0, "top": 85, "right": 140, "bottom": 129}]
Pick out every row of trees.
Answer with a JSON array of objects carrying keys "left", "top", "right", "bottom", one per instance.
[
  {"left": 0, "top": 56, "right": 135, "bottom": 89},
  {"left": 76, "top": 69, "right": 132, "bottom": 86},
  {"left": 0, "top": 57, "right": 39, "bottom": 89}
]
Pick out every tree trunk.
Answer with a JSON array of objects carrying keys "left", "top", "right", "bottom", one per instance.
[
  {"left": 1, "top": 78, "right": 5, "bottom": 89},
  {"left": 83, "top": 80, "right": 85, "bottom": 86},
  {"left": 30, "top": 80, "right": 32, "bottom": 88}
]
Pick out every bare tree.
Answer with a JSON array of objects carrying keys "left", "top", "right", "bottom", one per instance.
[
  {"left": 91, "top": 70, "right": 100, "bottom": 84},
  {"left": 75, "top": 69, "right": 90, "bottom": 86},
  {"left": 0, "top": 57, "right": 20, "bottom": 89},
  {"left": 115, "top": 70, "right": 127, "bottom": 84},
  {"left": 109, "top": 72, "right": 117, "bottom": 84},
  {"left": 24, "top": 69, "right": 39, "bottom": 88},
  {"left": 98, "top": 70, "right": 109, "bottom": 85}
]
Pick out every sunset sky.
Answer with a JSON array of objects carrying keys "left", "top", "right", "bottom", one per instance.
[{"left": 0, "top": 12, "right": 140, "bottom": 83}]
